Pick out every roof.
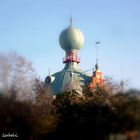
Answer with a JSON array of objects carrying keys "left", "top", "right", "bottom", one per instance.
[{"left": 45, "top": 62, "right": 91, "bottom": 95}]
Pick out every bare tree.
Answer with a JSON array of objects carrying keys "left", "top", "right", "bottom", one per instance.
[
  {"left": 0, "top": 51, "right": 36, "bottom": 100},
  {"left": 0, "top": 53, "right": 11, "bottom": 94},
  {"left": 104, "top": 76, "right": 120, "bottom": 94}
]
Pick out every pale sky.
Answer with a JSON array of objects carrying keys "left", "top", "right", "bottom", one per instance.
[{"left": 0, "top": 0, "right": 140, "bottom": 89}]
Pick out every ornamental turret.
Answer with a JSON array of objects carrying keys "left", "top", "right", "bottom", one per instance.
[{"left": 89, "top": 42, "right": 105, "bottom": 90}]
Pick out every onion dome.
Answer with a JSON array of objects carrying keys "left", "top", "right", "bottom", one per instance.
[
  {"left": 44, "top": 18, "right": 91, "bottom": 95},
  {"left": 59, "top": 19, "right": 84, "bottom": 53}
]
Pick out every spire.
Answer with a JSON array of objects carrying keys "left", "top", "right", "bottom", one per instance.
[
  {"left": 49, "top": 67, "right": 51, "bottom": 76},
  {"left": 89, "top": 41, "right": 105, "bottom": 90},
  {"left": 120, "top": 65, "right": 124, "bottom": 92},
  {"left": 70, "top": 16, "right": 72, "bottom": 27},
  {"left": 95, "top": 41, "right": 100, "bottom": 71},
  {"left": 120, "top": 79, "right": 124, "bottom": 92},
  {"left": 95, "top": 63, "right": 99, "bottom": 71}
]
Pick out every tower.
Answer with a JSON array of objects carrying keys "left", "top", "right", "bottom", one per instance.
[
  {"left": 45, "top": 19, "right": 91, "bottom": 95},
  {"left": 89, "top": 42, "right": 105, "bottom": 90}
]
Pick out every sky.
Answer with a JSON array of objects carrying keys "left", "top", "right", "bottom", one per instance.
[{"left": 0, "top": 0, "right": 140, "bottom": 89}]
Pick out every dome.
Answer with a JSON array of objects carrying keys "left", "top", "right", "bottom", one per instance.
[{"left": 59, "top": 25, "right": 84, "bottom": 52}]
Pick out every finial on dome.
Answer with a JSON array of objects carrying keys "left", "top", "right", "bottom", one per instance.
[
  {"left": 48, "top": 67, "right": 51, "bottom": 76},
  {"left": 70, "top": 16, "right": 72, "bottom": 27}
]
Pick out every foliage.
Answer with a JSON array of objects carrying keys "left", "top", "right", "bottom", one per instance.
[
  {"left": 0, "top": 51, "right": 36, "bottom": 100},
  {"left": 0, "top": 93, "right": 31, "bottom": 139},
  {"left": 28, "top": 78, "right": 58, "bottom": 139},
  {"left": 0, "top": 51, "right": 140, "bottom": 140},
  {"left": 52, "top": 88, "right": 140, "bottom": 140},
  {"left": 53, "top": 89, "right": 113, "bottom": 140},
  {"left": 0, "top": 80, "right": 57, "bottom": 140}
]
